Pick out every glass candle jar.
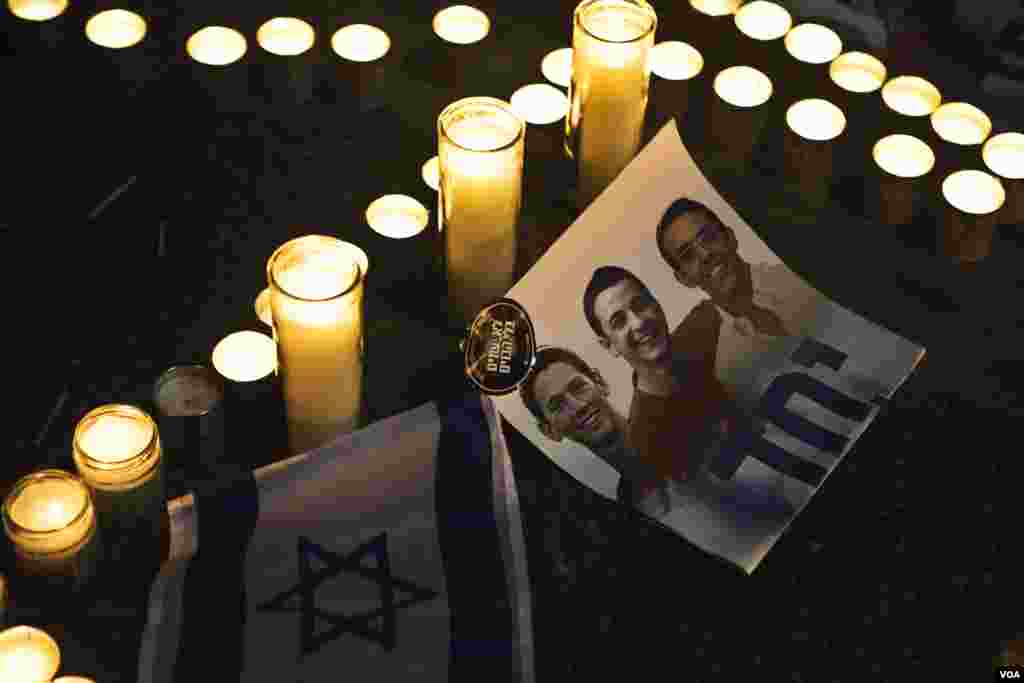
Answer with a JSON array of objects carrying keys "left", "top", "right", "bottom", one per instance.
[
  {"left": 567, "top": 0, "right": 657, "bottom": 209},
  {"left": 438, "top": 97, "right": 525, "bottom": 326},
  {"left": 2, "top": 471, "right": 100, "bottom": 586},
  {"left": 267, "top": 235, "right": 368, "bottom": 454},
  {"left": 0, "top": 625, "right": 60, "bottom": 683},
  {"left": 73, "top": 404, "right": 165, "bottom": 542}
]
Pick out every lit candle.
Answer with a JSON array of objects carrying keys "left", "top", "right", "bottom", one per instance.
[
  {"left": 648, "top": 41, "right": 703, "bottom": 132},
  {"left": 257, "top": 17, "right": 316, "bottom": 105},
  {"left": 939, "top": 170, "right": 1006, "bottom": 264},
  {"left": 567, "top": 0, "right": 657, "bottom": 210},
  {"left": 365, "top": 194, "right": 429, "bottom": 239},
  {"left": 257, "top": 17, "right": 315, "bottom": 56},
  {"left": 54, "top": 677, "right": 97, "bottom": 683},
  {"left": 0, "top": 626, "right": 60, "bottom": 683},
  {"left": 2, "top": 471, "right": 100, "bottom": 583},
  {"left": 829, "top": 51, "right": 887, "bottom": 94},
  {"left": 689, "top": 0, "right": 741, "bottom": 16},
  {"left": 929, "top": 102, "right": 993, "bottom": 185},
  {"left": 734, "top": 1, "right": 792, "bottom": 41},
  {"left": 331, "top": 24, "right": 390, "bottom": 62},
  {"left": 186, "top": 26, "right": 247, "bottom": 66},
  {"left": 330, "top": 23, "right": 391, "bottom": 110},
  {"left": 707, "top": 65, "right": 773, "bottom": 171},
  {"left": 212, "top": 331, "right": 277, "bottom": 383},
  {"left": 541, "top": 47, "right": 573, "bottom": 88},
  {"left": 871, "top": 134, "right": 935, "bottom": 226},
  {"left": 438, "top": 97, "right": 525, "bottom": 325},
  {"left": 73, "top": 404, "right": 165, "bottom": 542},
  {"left": 422, "top": 156, "right": 441, "bottom": 192},
  {"left": 783, "top": 23, "right": 843, "bottom": 101},
  {"left": 433, "top": 5, "right": 490, "bottom": 45},
  {"left": 983, "top": 132, "right": 1024, "bottom": 225},
  {"left": 510, "top": 83, "right": 570, "bottom": 126},
  {"left": 828, "top": 51, "right": 887, "bottom": 182},
  {"left": 7, "top": 0, "right": 67, "bottom": 22},
  {"left": 267, "top": 236, "right": 368, "bottom": 453},
  {"left": 783, "top": 98, "right": 846, "bottom": 208},
  {"left": 785, "top": 23, "right": 842, "bottom": 65},
  {"left": 882, "top": 75, "right": 941, "bottom": 117},
  {"left": 254, "top": 287, "right": 274, "bottom": 329},
  {"left": 84, "top": 9, "right": 147, "bottom": 49}
]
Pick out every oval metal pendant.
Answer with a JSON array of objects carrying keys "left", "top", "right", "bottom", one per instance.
[{"left": 463, "top": 298, "right": 537, "bottom": 395}]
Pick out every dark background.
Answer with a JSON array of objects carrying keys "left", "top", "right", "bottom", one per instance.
[{"left": 3, "top": 0, "right": 1023, "bottom": 680}]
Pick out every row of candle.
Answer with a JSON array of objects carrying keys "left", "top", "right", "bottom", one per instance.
[{"left": 8, "top": 1, "right": 489, "bottom": 65}]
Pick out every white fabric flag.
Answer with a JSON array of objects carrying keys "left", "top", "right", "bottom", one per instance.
[{"left": 139, "top": 394, "right": 533, "bottom": 682}]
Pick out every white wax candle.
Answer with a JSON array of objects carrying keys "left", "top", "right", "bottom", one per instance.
[
  {"left": 784, "top": 24, "right": 842, "bottom": 64},
  {"left": 439, "top": 97, "right": 524, "bottom": 324},
  {"left": 873, "top": 134, "right": 935, "bottom": 178},
  {"left": 187, "top": 26, "right": 248, "bottom": 66},
  {"left": 569, "top": 0, "right": 656, "bottom": 207},
  {"left": 930, "top": 102, "right": 992, "bottom": 146},
  {"left": 212, "top": 330, "right": 277, "bottom": 383},
  {"left": 85, "top": 9, "right": 147, "bottom": 49},
  {"left": 8, "top": 0, "right": 68, "bottom": 21},
  {"left": 829, "top": 51, "right": 886, "bottom": 94},
  {"left": 268, "top": 236, "right": 368, "bottom": 453},
  {"left": 331, "top": 24, "right": 390, "bottom": 62},
  {"left": 942, "top": 170, "right": 1005, "bottom": 215},
  {"left": 541, "top": 47, "right": 573, "bottom": 88},
  {"left": 983, "top": 132, "right": 1024, "bottom": 180},
  {"left": 881, "top": 75, "right": 941, "bottom": 117},
  {"left": 54, "top": 677, "right": 98, "bottom": 683},
  {"left": 0, "top": 626, "right": 60, "bottom": 683},
  {"left": 365, "top": 194, "right": 429, "bottom": 239},
  {"left": 257, "top": 17, "right": 315, "bottom": 56}
]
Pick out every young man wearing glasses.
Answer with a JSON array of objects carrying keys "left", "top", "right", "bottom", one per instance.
[
  {"left": 520, "top": 346, "right": 672, "bottom": 518},
  {"left": 655, "top": 197, "right": 822, "bottom": 405}
]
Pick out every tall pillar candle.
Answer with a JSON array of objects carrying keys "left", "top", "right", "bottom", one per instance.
[
  {"left": 567, "top": 0, "right": 657, "bottom": 210},
  {"left": 983, "top": 132, "right": 1024, "bottom": 225},
  {"left": 0, "top": 625, "right": 60, "bottom": 683},
  {"left": 72, "top": 404, "right": 165, "bottom": 547},
  {"left": 267, "top": 236, "right": 368, "bottom": 454},
  {"left": 2, "top": 471, "right": 100, "bottom": 588},
  {"left": 438, "top": 97, "right": 525, "bottom": 326}
]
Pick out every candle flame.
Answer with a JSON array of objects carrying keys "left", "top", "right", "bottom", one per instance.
[
  {"left": 784, "top": 23, "right": 842, "bottom": 64},
  {"left": 8, "top": 0, "right": 67, "bottom": 21},
  {"left": 257, "top": 17, "right": 315, "bottom": 56},
  {"left": 714, "top": 66, "right": 772, "bottom": 108},
  {"left": 786, "top": 99, "right": 846, "bottom": 141},
  {"left": 650, "top": 41, "right": 703, "bottom": 80},
  {"left": 734, "top": 1, "right": 792, "bottom": 41},
  {"left": 881, "top": 76, "right": 941, "bottom": 117},
  {"left": 365, "top": 194, "right": 429, "bottom": 239},
  {"left": 212, "top": 331, "right": 277, "bottom": 383},
  {"left": 85, "top": 9, "right": 147, "bottom": 49},
  {"left": 829, "top": 51, "right": 886, "bottom": 93},
  {"left": 872, "top": 135, "right": 935, "bottom": 178},
  {"left": 433, "top": 5, "right": 490, "bottom": 45},
  {"left": 541, "top": 47, "right": 573, "bottom": 88},
  {"left": 422, "top": 156, "right": 441, "bottom": 191},
  {"left": 983, "top": 132, "right": 1024, "bottom": 180},
  {"left": 510, "top": 83, "right": 569, "bottom": 125},
  {"left": 187, "top": 26, "right": 247, "bottom": 66},
  {"left": 332, "top": 24, "right": 391, "bottom": 62},
  {"left": 942, "top": 170, "right": 1005, "bottom": 215},
  {"left": 690, "top": 0, "right": 742, "bottom": 17},
  {"left": 930, "top": 102, "right": 992, "bottom": 146}
]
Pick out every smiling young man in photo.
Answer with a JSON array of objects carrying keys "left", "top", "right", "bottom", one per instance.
[
  {"left": 655, "top": 197, "right": 823, "bottom": 403},
  {"left": 581, "top": 266, "right": 793, "bottom": 525},
  {"left": 520, "top": 346, "right": 672, "bottom": 518}
]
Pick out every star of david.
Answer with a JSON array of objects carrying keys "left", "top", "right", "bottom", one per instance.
[{"left": 255, "top": 532, "right": 441, "bottom": 656}]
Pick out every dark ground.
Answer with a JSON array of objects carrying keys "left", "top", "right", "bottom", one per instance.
[{"left": 3, "top": 0, "right": 1024, "bottom": 680}]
